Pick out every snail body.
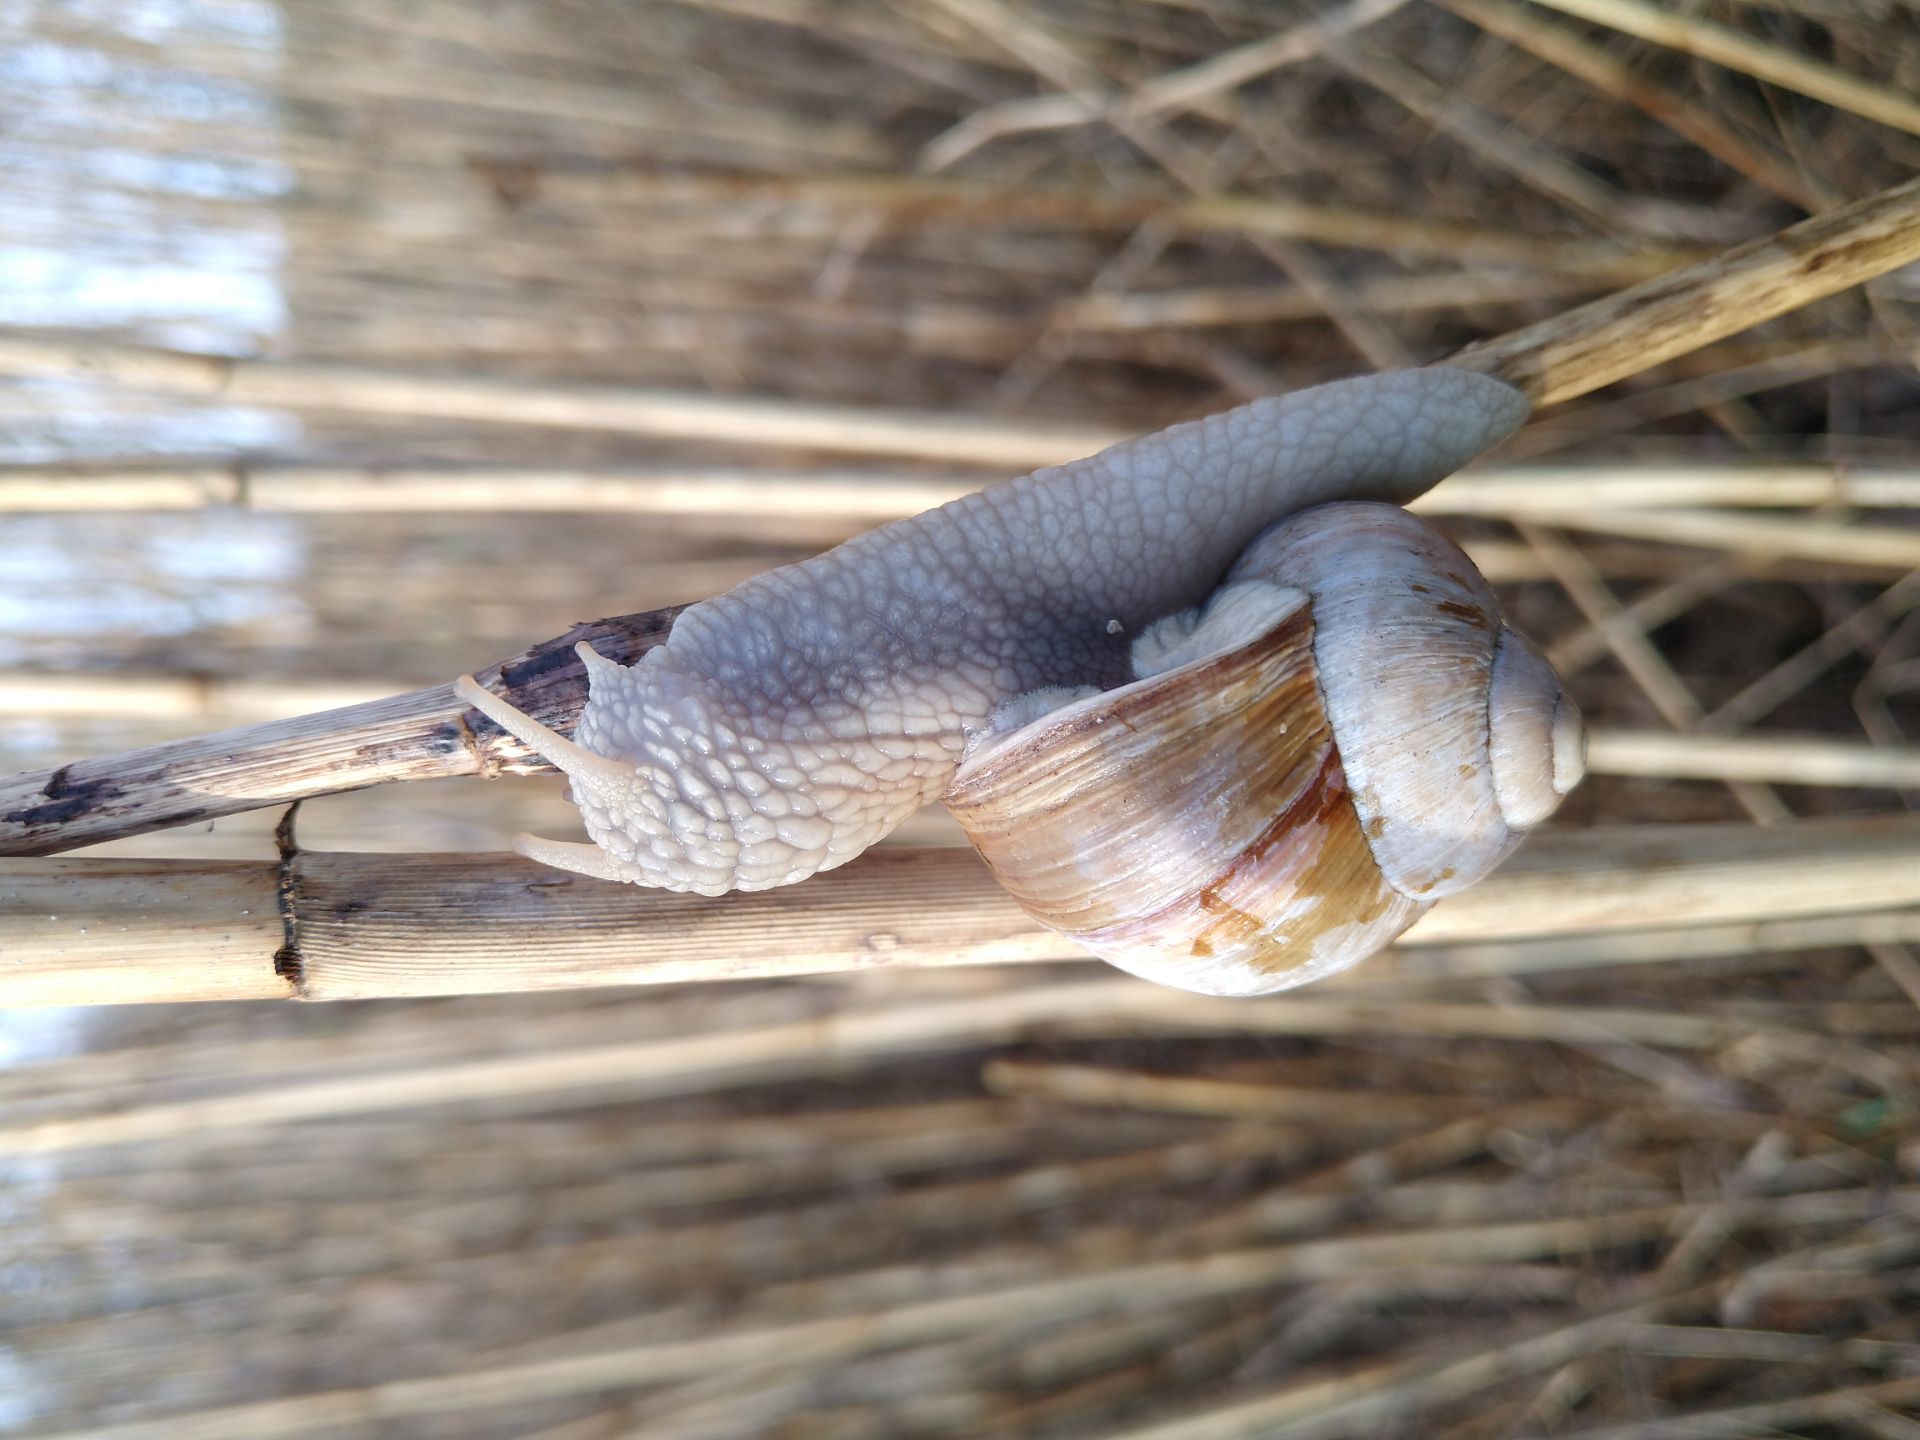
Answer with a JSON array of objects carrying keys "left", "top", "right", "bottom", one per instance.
[{"left": 456, "top": 366, "right": 1579, "bottom": 994}]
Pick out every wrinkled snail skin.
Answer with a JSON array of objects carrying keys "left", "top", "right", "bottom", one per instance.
[
  {"left": 946, "top": 503, "right": 1585, "bottom": 998},
  {"left": 456, "top": 367, "right": 1530, "bottom": 897}
]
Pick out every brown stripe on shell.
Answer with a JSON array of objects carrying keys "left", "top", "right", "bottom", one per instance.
[
  {"left": 946, "top": 604, "right": 1429, "bottom": 997},
  {"left": 1080, "top": 746, "right": 1428, "bottom": 994}
]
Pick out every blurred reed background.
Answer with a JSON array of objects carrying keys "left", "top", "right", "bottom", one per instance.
[{"left": 4, "top": 0, "right": 1920, "bottom": 1435}]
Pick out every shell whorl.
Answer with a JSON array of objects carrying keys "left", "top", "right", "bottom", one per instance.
[
  {"left": 1232, "top": 502, "right": 1580, "bottom": 900},
  {"left": 1488, "top": 628, "right": 1588, "bottom": 830},
  {"left": 944, "top": 501, "right": 1581, "bottom": 996}
]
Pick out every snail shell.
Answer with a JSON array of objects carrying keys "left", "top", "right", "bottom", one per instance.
[{"left": 944, "top": 502, "right": 1584, "bottom": 997}]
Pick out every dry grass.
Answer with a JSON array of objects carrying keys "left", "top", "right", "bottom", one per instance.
[{"left": 3, "top": 0, "right": 1920, "bottom": 1436}]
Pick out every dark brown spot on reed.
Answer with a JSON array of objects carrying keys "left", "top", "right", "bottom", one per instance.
[{"left": 3, "top": 765, "right": 126, "bottom": 829}]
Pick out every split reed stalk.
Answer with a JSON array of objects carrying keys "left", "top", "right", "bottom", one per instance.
[{"left": 7, "top": 816, "right": 1920, "bottom": 1006}]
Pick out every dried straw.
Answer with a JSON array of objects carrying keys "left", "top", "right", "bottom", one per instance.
[
  {"left": 9, "top": 816, "right": 1920, "bottom": 1007},
  {"left": 11, "top": 6, "right": 1920, "bottom": 1438}
]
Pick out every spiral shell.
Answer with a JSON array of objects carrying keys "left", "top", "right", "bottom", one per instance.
[{"left": 944, "top": 502, "right": 1584, "bottom": 997}]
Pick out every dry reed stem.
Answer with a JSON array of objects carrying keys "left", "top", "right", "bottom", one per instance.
[
  {"left": 1330, "top": 45, "right": 1658, "bottom": 241},
  {"left": 0, "top": 673, "right": 400, "bottom": 725},
  {"left": 1540, "top": 1374, "right": 1920, "bottom": 1440},
  {"left": 0, "top": 175, "right": 1911, "bottom": 459},
  {"left": 918, "top": 0, "right": 1416, "bottom": 162},
  {"left": 1511, "top": 506, "right": 1920, "bottom": 571},
  {"left": 14, "top": 1117, "right": 1896, "bottom": 1431},
  {"left": 1057, "top": 270, "right": 1609, "bottom": 330},
  {"left": 1516, "top": 522, "right": 1795, "bottom": 822},
  {"left": 1585, "top": 729, "right": 1920, "bottom": 790},
  {"left": 1450, "top": 172, "right": 1920, "bottom": 406},
  {"left": 1506, "top": 335, "right": 1914, "bottom": 456},
  {"left": 1126, "top": 0, "right": 1414, "bottom": 118},
  {"left": 1547, "top": 556, "right": 1762, "bottom": 676},
  {"left": 0, "top": 330, "right": 1123, "bottom": 470},
  {"left": 13, "top": 1209, "right": 1741, "bottom": 1440},
  {"left": 586, "top": 173, "right": 1687, "bottom": 272},
  {"left": 981, "top": 1061, "right": 1493, "bottom": 1124},
  {"left": 1702, "top": 571, "right": 1920, "bottom": 735},
  {"left": 915, "top": 0, "right": 1422, "bottom": 370},
  {"left": 1441, "top": 0, "right": 1822, "bottom": 210},
  {"left": 32, "top": 1190, "right": 1906, "bottom": 1440},
  {"left": 7, "top": 816, "right": 1920, "bottom": 1007},
  {"left": 1383, "top": 907, "right": 1920, "bottom": 980},
  {"left": 0, "top": 607, "right": 683, "bottom": 856},
  {"left": 0, "top": 988, "right": 1900, "bottom": 1149},
  {"left": 0, "top": 463, "right": 982, "bottom": 518},
  {"left": 9, "top": 460, "right": 1920, "bottom": 516},
  {"left": 1103, "top": 1286, "right": 1705, "bottom": 1440},
  {"left": 0, "top": 980, "right": 1150, "bottom": 1150},
  {"left": 1522, "top": 0, "right": 1920, "bottom": 139},
  {"left": 29, "top": 15, "right": 894, "bottom": 167},
  {"left": 1517, "top": 524, "right": 1714, "bottom": 735}
]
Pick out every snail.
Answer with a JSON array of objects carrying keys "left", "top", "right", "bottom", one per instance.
[{"left": 456, "top": 367, "right": 1584, "bottom": 996}]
